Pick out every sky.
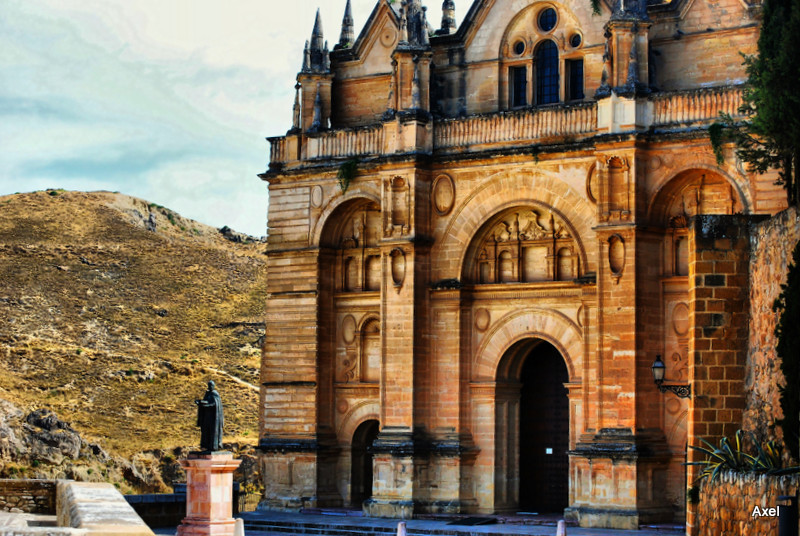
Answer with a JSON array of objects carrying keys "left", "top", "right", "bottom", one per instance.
[{"left": 1, "top": 1, "right": 460, "bottom": 237}]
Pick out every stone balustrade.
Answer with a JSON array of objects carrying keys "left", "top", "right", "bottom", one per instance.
[
  {"left": 651, "top": 85, "right": 744, "bottom": 127},
  {"left": 311, "top": 124, "right": 385, "bottom": 160},
  {"left": 434, "top": 102, "right": 597, "bottom": 153},
  {"left": 267, "top": 86, "right": 745, "bottom": 167}
]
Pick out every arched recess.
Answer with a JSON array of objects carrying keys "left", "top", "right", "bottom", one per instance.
[
  {"left": 317, "top": 197, "right": 383, "bottom": 507},
  {"left": 312, "top": 189, "right": 382, "bottom": 248},
  {"left": 648, "top": 167, "right": 748, "bottom": 228},
  {"left": 461, "top": 204, "right": 585, "bottom": 284},
  {"left": 644, "top": 167, "right": 747, "bottom": 523},
  {"left": 432, "top": 170, "right": 595, "bottom": 282}
]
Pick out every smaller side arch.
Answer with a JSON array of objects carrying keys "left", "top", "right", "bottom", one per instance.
[
  {"left": 337, "top": 401, "right": 381, "bottom": 443},
  {"left": 311, "top": 188, "right": 382, "bottom": 247},
  {"left": 647, "top": 165, "right": 752, "bottom": 226}
]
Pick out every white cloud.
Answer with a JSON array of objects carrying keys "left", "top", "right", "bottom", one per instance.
[{"left": 0, "top": 0, "right": 460, "bottom": 236}]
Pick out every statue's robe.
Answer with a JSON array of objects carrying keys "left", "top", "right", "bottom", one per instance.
[{"left": 197, "top": 388, "right": 224, "bottom": 451}]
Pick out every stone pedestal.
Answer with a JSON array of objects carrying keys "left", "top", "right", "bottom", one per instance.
[{"left": 178, "top": 452, "right": 242, "bottom": 536}]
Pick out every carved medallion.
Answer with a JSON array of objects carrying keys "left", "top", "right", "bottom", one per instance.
[
  {"left": 432, "top": 174, "right": 455, "bottom": 215},
  {"left": 586, "top": 165, "right": 597, "bottom": 204},
  {"left": 337, "top": 399, "right": 349, "bottom": 414},
  {"left": 576, "top": 305, "right": 584, "bottom": 328},
  {"left": 390, "top": 248, "right": 406, "bottom": 289},
  {"left": 380, "top": 25, "right": 397, "bottom": 48},
  {"left": 310, "top": 185, "right": 323, "bottom": 208},
  {"left": 475, "top": 308, "right": 491, "bottom": 332},
  {"left": 648, "top": 156, "right": 663, "bottom": 171},
  {"left": 608, "top": 235, "right": 625, "bottom": 283},
  {"left": 672, "top": 303, "right": 689, "bottom": 336},
  {"left": 342, "top": 315, "right": 357, "bottom": 345}
]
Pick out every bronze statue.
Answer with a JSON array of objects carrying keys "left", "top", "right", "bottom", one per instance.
[{"left": 195, "top": 381, "right": 224, "bottom": 452}]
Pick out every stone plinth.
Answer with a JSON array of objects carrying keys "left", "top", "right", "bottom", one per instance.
[{"left": 178, "top": 452, "right": 241, "bottom": 536}]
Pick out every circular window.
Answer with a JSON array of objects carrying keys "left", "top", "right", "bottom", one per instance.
[
  {"left": 514, "top": 41, "right": 525, "bottom": 55},
  {"left": 570, "top": 33, "right": 582, "bottom": 48},
  {"left": 538, "top": 8, "right": 557, "bottom": 32}
]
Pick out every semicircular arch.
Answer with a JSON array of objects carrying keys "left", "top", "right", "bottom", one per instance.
[
  {"left": 433, "top": 170, "right": 595, "bottom": 281},
  {"left": 647, "top": 164, "right": 752, "bottom": 226},
  {"left": 473, "top": 308, "right": 582, "bottom": 382},
  {"left": 337, "top": 400, "right": 380, "bottom": 443},
  {"left": 311, "top": 188, "right": 382, "bottom": 247}
]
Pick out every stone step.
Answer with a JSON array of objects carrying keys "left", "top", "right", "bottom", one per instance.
[{"left": 241, "top": 518, "right": 543, "bottom": 536}]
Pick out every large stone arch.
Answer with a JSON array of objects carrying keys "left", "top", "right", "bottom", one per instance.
[
  {"left": 473, "top": 308, "right": 583, "bottom": 382},
  {"left": 432, "top": 170, "right": 595, "bottom": 281},
  {"left": 311, "top": 187, "right": 382, "bottom": 247}
]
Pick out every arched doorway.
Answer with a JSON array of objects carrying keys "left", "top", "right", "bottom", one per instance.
[
  {"left": 519, "top": 342, "right": 569, "bottom": 512},
  {"left": 351, "top": 419, "right": 379, "bottom": 507},
  {"left": 496, "top": 339, "right": 569, "bottom": 514}
]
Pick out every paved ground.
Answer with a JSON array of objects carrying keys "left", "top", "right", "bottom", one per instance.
[
  {"left": 0, "top": 511, "right": 57, "bottom": 528},
  {"left": 150, "top": 511, "right": 685, "bottom": 536}
]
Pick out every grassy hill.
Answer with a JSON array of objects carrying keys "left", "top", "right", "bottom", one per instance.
[{"left": 0, "top": 190, "right": 266, "bottom": 463}]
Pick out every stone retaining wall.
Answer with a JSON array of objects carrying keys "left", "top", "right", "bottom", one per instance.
[
  {"left": 697, "top": 472, "right": 798, "bottom": 536},
  {"left": 745, "top": 206, "right": 800, "bottom": 449},
  {"left": 0, "top": 479, "right": 56, "bottom": 514},
  {"left": 57, "top": 481, "right": 154, "bottom": 536}
]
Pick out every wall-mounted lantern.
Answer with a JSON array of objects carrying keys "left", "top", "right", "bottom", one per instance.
[{"left": 651, "top": 355, "right": 691, "bottom": 398}]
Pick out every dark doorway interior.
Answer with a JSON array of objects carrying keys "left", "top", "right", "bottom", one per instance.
[
  {"left": 519, "top": 342, "right": 569, "bottom": 513},
  {"left": 351, "top": 419, "right": 380, "bottom": 507}
]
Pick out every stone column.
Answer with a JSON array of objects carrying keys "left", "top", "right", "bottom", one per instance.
[{"left": 178, "top": 452, "right": 242, "bottom": 536}]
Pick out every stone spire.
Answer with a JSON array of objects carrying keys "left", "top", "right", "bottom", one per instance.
[
  {"left": 311, "top": 9, "right": 324, "bottom": 51},
  {"left": 302, "top": 40, "right": 311, "bottom": 72},
  {"left": 339, "top": 0, "right": 354, "bottom": 48},
  {"left": 440, "top": 0, "right": 456, "bottom": 35},
  {"left": 303, "top": 9, "right": 330, "bottom": 73}
]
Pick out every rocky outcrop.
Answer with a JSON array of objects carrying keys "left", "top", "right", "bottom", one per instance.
[{"left": 0, "top": 400, "right": 261, "bottom": 496}]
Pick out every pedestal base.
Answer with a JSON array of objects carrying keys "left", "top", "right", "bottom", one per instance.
[{"left": 178, "top": 452, "right": 242, "bottom": 536}]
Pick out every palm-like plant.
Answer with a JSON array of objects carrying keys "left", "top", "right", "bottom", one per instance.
[
  {"left": 687, "top": 430, "right": 754, "bottom": 482},
  {"left": 688, "top": 430, "right": 800, "bottom": 482}
]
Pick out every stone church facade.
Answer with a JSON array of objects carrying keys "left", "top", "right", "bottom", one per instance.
[{"left": 259, "top": 0, "right": 785, "bottom": 529}]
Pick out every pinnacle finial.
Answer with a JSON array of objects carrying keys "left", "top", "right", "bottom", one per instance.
[
  {"left": 339, "top": 0, "right": 354, "bottom": 47},
  {"left": 311, "top": 8, "right": 324, "bottom": 51},
  {"left": 441, "top": 0, "right": 456, "bottom": 34}
]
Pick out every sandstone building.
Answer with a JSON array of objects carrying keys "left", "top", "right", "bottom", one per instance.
[{"left": 258, "top": 0, "right": 786, "bottom": 530}]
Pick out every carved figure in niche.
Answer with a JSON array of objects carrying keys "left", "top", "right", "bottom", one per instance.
[{"left": 353, "top": 217, "right": 364, "bottom": 243}]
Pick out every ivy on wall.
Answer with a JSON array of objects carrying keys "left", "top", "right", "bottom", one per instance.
[
  {"left": 775, "top": 240, "right": 800, "bottom": 462},
  {"left": 337, "top": 159, "right": 359, "bottom": 193}
]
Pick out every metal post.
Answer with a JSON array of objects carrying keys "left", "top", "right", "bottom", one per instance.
[{"left": 778, "top": 495, "right": 798, "bottom": 536}]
